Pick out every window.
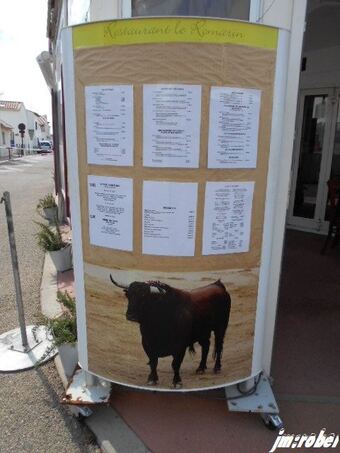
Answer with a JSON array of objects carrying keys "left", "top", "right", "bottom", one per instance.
[
  {"left": 1, "top": 131, "right": 5, "bottom": 145},
  {"left": 131, "top": 0, "right": 250, "bottom": 20}
]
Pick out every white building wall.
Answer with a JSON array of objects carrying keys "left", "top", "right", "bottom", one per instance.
[
  {"left": 68, "top": 0, "right": 91, "bottom": 24},
  {"left": 0, "top": 125, "right": 12, "bottom": 146},
  {"left": 254, "top": 0, "right": 308, "bottom": 374},
  {"left": 299, "top": 3, "right": 340, "bottom": 90},
  {"left": 39, "top": 122, "right": 51, "bottom": 142},
  {"left": 89, "top": 0, "right": 120, "bottom": 20},
  {"left": 259, "top": 0, "right": 293, "bottom": 30},
  {"left": 0, "top": 124, "right": 12, "bottom": 159},
  {"left": 0, "top": 106, "right": 31, "bottom": 148},
  {"left": 300, "top": 46, "right": 340, "bottom": 89},
  {"left": 26, "top": 110, "right": 39, "bottom": 147}
]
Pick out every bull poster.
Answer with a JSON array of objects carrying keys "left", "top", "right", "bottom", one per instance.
[
  {"left": 63, "top": 18, "right": 278, "bottom": 390},
  {"left": 85, "top": 265, "right": 257, "bottom": 389}
]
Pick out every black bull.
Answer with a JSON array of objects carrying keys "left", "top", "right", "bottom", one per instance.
[{"left": 110, "top": 275, "right": 231, "bottom": 388}]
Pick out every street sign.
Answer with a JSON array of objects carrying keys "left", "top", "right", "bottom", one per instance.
[
  {"left": 18, "top": 123, "right": 25, "bottom": 155},
  {"left": 18, "top": 123, "right": 26, "bottom": 138}
]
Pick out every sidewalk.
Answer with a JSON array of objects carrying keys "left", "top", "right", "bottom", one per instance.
[
  {"left": 42, "top": 230, "right": 340, "bottom": 453},
  {"left": 41, "top": 254, "right": 149, "bottom": 453},
  {"left": 0, "top": 155, "right": 100, "bottom": 453},
  {"left": 0, "top": 150, "right": 38, "bottom": 163}
]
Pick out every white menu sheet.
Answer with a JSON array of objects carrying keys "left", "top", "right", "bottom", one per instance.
[
  {"left": 88, "top": 175, "right": 133, "bottom": 251},
  {"left": 208, "top": 87, "right": 261, "bottom": 168},
  {"left": 143, "top": 181, "right": 198, "bottom": 256},
  {"left": 202, "top": 181, "right": 255, "bottom": 255},
  {"left": 143, "top": 84, "right": 202, "bottom": 168},
  {"left": 85, "top": 85, "right": 133, "bottom": 166}
]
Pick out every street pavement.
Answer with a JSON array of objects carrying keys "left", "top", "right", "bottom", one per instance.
[{"left": 0, "top": 155, "right": 100, "bottom": 453}]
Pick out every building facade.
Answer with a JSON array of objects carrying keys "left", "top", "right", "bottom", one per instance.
[
  {"left": 0, "top": 101, "right": 31, "bottom": 149},
  {"left": 26, "top": 110, "right": 52, "bottom": 147},
  {"left": 0, "top": 100, "right": 51, "bottom": 152}
]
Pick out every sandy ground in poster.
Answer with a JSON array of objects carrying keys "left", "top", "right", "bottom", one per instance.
[{"left": 84, "top": 263, "right": 258, "bottom": 390}]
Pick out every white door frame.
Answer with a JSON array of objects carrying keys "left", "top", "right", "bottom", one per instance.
[{"left": 287, "top": 87, "right": 336, "bottom": 233}]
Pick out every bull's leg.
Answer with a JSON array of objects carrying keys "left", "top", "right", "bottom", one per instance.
[
  {"left": 213, "top": 329, "right": 226, "bottom": 373},
  {"left": 171, "top": 350, "right": 186, "bottom": 389},
  {"left": 196, "top": 338, "right": 210, "bottom": 374},
  {"left": 147, "top": 356, "right": 159, "bottom": 385}
]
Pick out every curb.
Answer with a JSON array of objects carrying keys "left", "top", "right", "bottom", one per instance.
[
  {"left": 40, "top": 253, "right": 149, "bottom": 453},
  {"left": 0, "top": 154, "right": 38, "bottom": 165},
  {"left": 40, "top": 253, "right": 63, "bottom": 318},
  {"left": 0, "top": 157, "right": 22, "bottom": 165}
]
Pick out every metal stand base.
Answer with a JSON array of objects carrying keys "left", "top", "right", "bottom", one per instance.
[
  {"left": 225, "top": 374, "right": 283, "bottom": 430},
  {"left": 0, "top": 325, "right": 56, "bottom": 372},
  {"left": 61, "top": 368, "right": 111, "bottom": 406}
]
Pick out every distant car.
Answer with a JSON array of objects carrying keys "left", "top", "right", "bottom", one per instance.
[{"left": 38, "top": 141, "right": 53, "bottom": 153}]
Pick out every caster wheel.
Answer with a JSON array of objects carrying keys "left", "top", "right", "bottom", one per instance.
[{"left": 261, "top": 413, "right": 283, "bottom": 431}]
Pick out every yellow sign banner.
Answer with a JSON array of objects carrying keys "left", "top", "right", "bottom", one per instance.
[{"left": 73, "top": 18, "right": 278, "bottom": 50}]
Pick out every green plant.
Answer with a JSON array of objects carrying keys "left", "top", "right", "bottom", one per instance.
[
  {"left": 51, "top": 291, "right": 77, "bottom": 346},
  {"left": 56, "top": 290, "right": 76, "bottom": 318},
  {"left": 37, "top": 193, "right": 57, "bottom": 209},
  {"left": 35, "top": 291, "right": 77, "bottom": 366},
  {"left": 35, "top": 221, "right": 67, "bottom": 252}
]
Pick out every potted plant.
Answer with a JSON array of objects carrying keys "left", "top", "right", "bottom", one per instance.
[
  {"left": 35, "top": 220, "right": 72, "bottom": 272},
  {"left": 37, "top": 193, "right": 58, "bottom": 222},
  {"left": 38, "top": 291, "right": 78, "bottom": 379}
]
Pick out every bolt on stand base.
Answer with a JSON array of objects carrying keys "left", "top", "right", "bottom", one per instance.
[{"left": 225, "top": 373, "right": 283, "bottom": 429}]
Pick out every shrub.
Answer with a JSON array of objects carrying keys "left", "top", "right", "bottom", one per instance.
[
  {"left": 35, "top": 291, "right": 77, "bottom": 366},
  {"left": 50, "top": 291, "right": 77, "bottom": 346},
  {"left": 37, "top": 193, "right": 57, "bottom": 209},
  {"left": 35, "top": 221, "right": 67, "bottom": 252}
]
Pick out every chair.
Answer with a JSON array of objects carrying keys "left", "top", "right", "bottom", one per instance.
[{"left": 321, "top": 179, "right": 340, "bottom": 254}]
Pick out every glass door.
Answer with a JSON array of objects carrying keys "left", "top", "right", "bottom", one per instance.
[
  {"left": 287, "top": 89, "right": 336, "bottom": 233},
  {"left": 323, "top": 89, "right": 340, "bottom": 223}
]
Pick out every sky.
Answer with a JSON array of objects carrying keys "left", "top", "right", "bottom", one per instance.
[{"left": 0, "top": 0, "right": 51, "bottom": 121}]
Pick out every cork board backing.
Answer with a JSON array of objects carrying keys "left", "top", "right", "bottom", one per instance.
[{"left": 72, "top": 37, "right": 277, "bottom": 389}]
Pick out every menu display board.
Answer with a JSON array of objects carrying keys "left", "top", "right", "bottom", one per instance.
[
  {"left": 88, "top": 175, "right": 133, "bottom": 251},
  {"left": 208, "top": 87, "right": 261, "bottom": 168},
  {"left": 142, "top": 181, "right": 198, "bottom": 256},
  {"left": 202, "top": 181, "right": 255, "bottom": 255},
  {"left": 66, "top": 17, "right": 279, "bottom": 391},
  {"left": 85, "top": 85, "right": 133, "bottom": 166},
  {"left": 143, "top": 84, "right": 201, "bottom": 168}
]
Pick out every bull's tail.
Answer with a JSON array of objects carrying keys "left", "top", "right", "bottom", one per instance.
[
  {"left": 213, "top": 332, "right": 225, "bottom": 359},
  {"left": 213, "top": 301, "right": 230, "bottom": 360}
]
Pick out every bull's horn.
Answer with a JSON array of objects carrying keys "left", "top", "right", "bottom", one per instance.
[
  {"left": 150, "top": 286, "right": 160, "bottom": 294},
  {"left": 110, "top": 274, "right": 128, "bottom": 289}
]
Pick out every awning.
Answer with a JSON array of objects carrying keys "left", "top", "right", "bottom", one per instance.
[{"left": 0, "top": 119, "right": 13, "bottom": 129}]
